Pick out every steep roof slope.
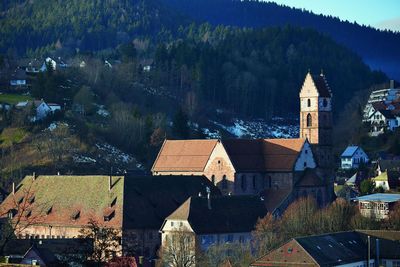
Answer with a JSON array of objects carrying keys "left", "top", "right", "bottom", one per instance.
[
  {"left": 165, "top": 195, "right": 267, "bottom": 234},
  {"left": 0, "top": 175, "right": 124, "bottom": 228},
  {"left": 152, "top": 140, "right": 218, "bottom": 172}
]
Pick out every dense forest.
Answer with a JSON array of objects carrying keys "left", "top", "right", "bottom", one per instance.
[
  {"left": 161, "top": 0, "right": 400, "bottom": 80},
  {"left": 152, "top": 25, "right": 387, "bottom": 117},
  {"left": 0, "top": 0, "right": 183, "bottom": 53}
]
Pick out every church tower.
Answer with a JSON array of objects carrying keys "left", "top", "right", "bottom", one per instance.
[{"left": 299, "top": 71, "right": 333, "bottom": 169}]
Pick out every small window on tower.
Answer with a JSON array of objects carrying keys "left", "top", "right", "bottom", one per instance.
[
  {"left": 307, "top": 99, "right": 311, "bottom": 107},
  {"left": 307, "top": 113, "right": 312, "bottom": 127},
  {"left": 323, "top": 99, "right": 328, "bottom": 107}
]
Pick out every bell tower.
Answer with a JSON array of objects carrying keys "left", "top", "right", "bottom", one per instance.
[{"left": 299, "top": 71, "right": 333, "bottom": 168}]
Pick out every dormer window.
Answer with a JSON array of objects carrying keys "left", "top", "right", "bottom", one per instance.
[
  {"left": 46, "top": 206, "right": 53, "bottom": 215},
  {"left": 25, "top": 210, "right": 32, "bottom": 218},
  {"left": 8, "top": 209, "right": 17, "bottom": 219},
  {"left": 307, "top": 99, "right": 311, "bottom": 107},
  {"left": 28, "top": 196, "right": 35, "bottom": 204},
  {"left": 110, "top": 197, "right": 117, "bottom": 207},
  {"left": 18, "top": 196, "right": 24, "bottom": 204},
  {"left": 71, "top": 210, "right": 80, "bottom": 220},
  {"left": 104, "top": 210, "right": 115, "bottom": 222}
]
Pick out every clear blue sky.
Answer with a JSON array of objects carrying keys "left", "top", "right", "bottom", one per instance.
[{"left": 268, "top": 0, "right": 400, "bottom": 32}]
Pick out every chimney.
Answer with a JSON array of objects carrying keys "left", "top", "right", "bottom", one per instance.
[
  {"left": 33, "top": 172, "right": 36, "bottom": 181},
  {"left": 390, "top": 80, "right": 395, "bottom": 89},
  {"left": 57, "top": 171, "right": 60, "bottom": 176},
  {"left": 376, "top": 238, "right": 380, "bottom": 266},
  {"left": 12, "top": 182, "right": 15, "bottom": 195},
  {"left": 206, "top": 187, "right": 211, "bottom": 210},
  {"left": 109, "top": 176, "right": 112, "bottom": 191}
]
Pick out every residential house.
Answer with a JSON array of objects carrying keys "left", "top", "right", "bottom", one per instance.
[
  {"left": 41, "top": 57, "right": 57, "bottom": 72},
  {"left": 0, "top": 174, "right": 219, "bottom": 258},
  {"left": 340, "top": 146, "right": 369, "bottom": 169},
  {"left": 363, "top": 81, "right": 400, "bottom": 136},
  {"left": 372, "top": 171, "right": 400, "bottom": 191},
  {"left": 353, "top": 193, "right": 400, "bottom": 220},
  {"left": 250, "top": 231, "right": 400, "bottom": 267},
  {"left": 10, "top": 68, "right": 27, "bottom": 87},
  {"left": 25, "top": 59, "right": 44, "bottom": 74},
  {"left": 160, "top": 195, "right": 267, "bottom": 258}
]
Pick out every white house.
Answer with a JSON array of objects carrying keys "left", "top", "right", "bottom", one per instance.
[
  {"left": 340, "top": 146, "right": 369, "bottom": 169},
  {"left": 40, "top": 57, "right": 57, "bottom": 72},
  {"left": 160, "top": 194, "right": 267, "bottom": 258},
  {"left": 353, "top": 193, "right": 400, "bottom": 220}
]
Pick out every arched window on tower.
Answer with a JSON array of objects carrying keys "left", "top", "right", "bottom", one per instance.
[
  {"left": 307, "top": 113, "right": 312, "bottom": 127},
  {"left": 323, "top": 98, "right": 328, "bottom": 107},
  {"left": 307, "top": 99, "right": 311, "bottom": 107}
]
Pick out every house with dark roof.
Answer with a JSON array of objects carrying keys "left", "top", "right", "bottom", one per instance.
[
  {"left": 0, "top": 174, "right": 220, "bottom": 258},
  {"left": 250, "top": 231, "right": 400, "bottom": 267},
  {"left": 160, "top": 195, "right": 268, "bottom": 255},
  {"left": 340, "top": 146, "right": 369, "bottom": 169}
]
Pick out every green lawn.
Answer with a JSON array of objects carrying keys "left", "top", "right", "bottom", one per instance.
[{"left": 0, "top": 93, "right": 33, "bottom": 104}]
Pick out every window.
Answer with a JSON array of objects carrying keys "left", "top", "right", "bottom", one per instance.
[
  {"left": 211, "top": 175, "right": 215, "bottom": 185},
  {"left": 268, "top": 176, "right": 272, "bottom": 188},
  {"left": 307, "top": 113, "right": 312, "bottom": 127},
  {"left": 307, "top": 99, "right": 311, "bottom": 107},
  {"left": 305, "top": 149, "right": 308, "bottom": 154},
  {"left": 304, "top": 162, "right": 307, "bottom": 168},
  {"left": 241, "top": 175, "right": 247, "bottom": 191},
  {"left": 323, "top": 99, "right": 328, "bottom": 107},
  {"left": 171, "top": 221, "right": 174, "bottom": 227}
]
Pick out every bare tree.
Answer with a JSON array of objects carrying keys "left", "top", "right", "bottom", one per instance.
[
  {"left": 79, "top": 219, "right": 122, "bottom": 265},
  {"left": 160, "top": 227, "right": 198, "bottom": 267},
  {"left": 0, "top": 179, "right": 48, "bottom": 253}
]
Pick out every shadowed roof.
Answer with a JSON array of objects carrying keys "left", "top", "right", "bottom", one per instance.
[
  {"left": 165, "top": 195, "right": 267, "bottom": 234},
  {"left": 312, "top": 74, "right": 332, "bottom": 97},
  {"left": 252, "top": 231, "right": 400, "bottom": 266},
  {"left": 123, "top": 175, "right": 220, "bottom": 229},
  {"left": 152, "top": 140, "right": 218, "bottom": 172}
]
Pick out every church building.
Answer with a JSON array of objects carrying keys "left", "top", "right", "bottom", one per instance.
[{"left": 152, "top": 71, "right": 335, "bottom": 213}]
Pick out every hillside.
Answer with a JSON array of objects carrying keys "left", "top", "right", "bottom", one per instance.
[
  {"left": 0, "top": 0, "right": 183, "bottom": 53},
  {"left": 161, "top": 0, "right": 400, "bottom": 80}
]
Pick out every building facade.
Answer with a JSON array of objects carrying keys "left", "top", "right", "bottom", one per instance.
[
  {"left": 340, "top": 146, "right": 369, "bottom": 169},
  {"left": 354, "top": 193, "right": 400, "bottom": 220}
]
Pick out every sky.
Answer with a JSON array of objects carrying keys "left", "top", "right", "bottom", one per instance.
[{"left": 269, "top": 0, "right": 400, "bottom": 32}]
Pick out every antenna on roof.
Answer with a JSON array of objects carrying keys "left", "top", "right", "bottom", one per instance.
[
  {"left": 320, "top": 69, "right": 324, "bottom": 76},
  {"left": 12, "top": 182, "right": 15, "bottom": 195}
]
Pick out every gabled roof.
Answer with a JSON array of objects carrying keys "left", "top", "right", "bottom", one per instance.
[
  {"left": 152, "top": 140, "right": 218, "bottom": 172},
  {"left": 252, "top": 231, "right": 400, "bottom": 267},
  {"left": 262, "top": 139, "right": 306, "bottom": 172},
  {"left": 345, "top": 172, "right": 357, "bottom": 185},
  {"left": 341, "top": 146, "right": 360, "bottom": 157},
  {"left": 153, "top": 138, "right": 307, "bottom": 173},
  {"left": 165, "top": 195, "right": 267, "bottom": 234},
  {"left": 371, "top": 101, "right": 387, "bottom": 111},
  {"left": 311, "top": 74, "right": 332, "bottom": 97},
  {"left": 378, "top": 109, "right": 396, "bottom": 119},
  {"left": 23, "top": 246, "right": 60, "bottom": 266}
]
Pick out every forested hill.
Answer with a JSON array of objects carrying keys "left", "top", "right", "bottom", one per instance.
[
  {"left": 0, "top": 0, "right": 185, "bottom": 53},
  {"left": 161, "top": 0, "right": 400, "bottom": 80},
  {"left": 154, "top": 26, "right": 387, "bottom": 118}
]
